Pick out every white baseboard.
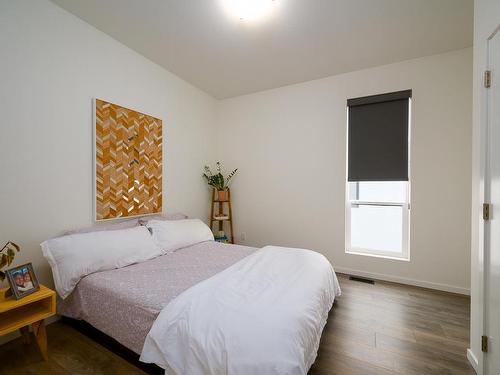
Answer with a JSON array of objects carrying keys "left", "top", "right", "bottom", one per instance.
[
  {"left": 0, "top": 315, "right": 60, "bottom": 346},
  {"left": 467, "top": 348, "right": 479, "bottom": 374},
  {"left": 335, "top": 266, "right": 470, "bottom": 295}
]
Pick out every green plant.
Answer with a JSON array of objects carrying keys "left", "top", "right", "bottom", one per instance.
[
  {"left": 0, "top": 241, "right": 20, "bottom": 281},
  {"left": 203, "top": 162, "right": 238, "bottom": 191}
]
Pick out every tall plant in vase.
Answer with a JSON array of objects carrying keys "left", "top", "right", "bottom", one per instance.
[{"left": 203, "top": 162, "right": 238, "bottom": 201}]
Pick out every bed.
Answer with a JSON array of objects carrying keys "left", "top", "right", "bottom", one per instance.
[
  {"left": 43, "top": 219, "right": 341, "bottom": 375},
  {"left": 59, "top": 241, "right": 256, "bottom": 354}
]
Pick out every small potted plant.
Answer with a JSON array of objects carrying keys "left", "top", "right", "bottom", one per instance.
[
  {"left": 1, "top": 241, "right": 21, "bottom": 297},
  {"left": 203, "top": 162, "right": 238, "bottom": 201},
  {"left": 0, "top": 241, "right": 20, "bottom": 283}
]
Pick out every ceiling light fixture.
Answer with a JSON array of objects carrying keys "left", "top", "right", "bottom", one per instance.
[{"left": 220, "top": 0, "right": 276, "bottom": 22}]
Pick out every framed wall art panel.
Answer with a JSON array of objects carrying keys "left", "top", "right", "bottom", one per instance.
[{"left": 94, "top": 99, "right": 162, "bottom": 221}]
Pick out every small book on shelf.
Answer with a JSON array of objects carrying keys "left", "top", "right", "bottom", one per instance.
[{"left": 215, "top": 235, "right": 229, "bottom": 243}]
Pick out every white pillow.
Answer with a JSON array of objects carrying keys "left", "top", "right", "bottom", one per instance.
[
  {"left": 59, "top": 212, "right": 188, "bottom": 237},
  {"left": 61, "top": 217, "right": 139, "bottom": 236},
  {"left": 146, "top": 219, "right": 214, "bottom": 254},
  {"left": 41, "top": 226, "right": 161, "bottom": 299},
  {"left": 147, "top": 212, "right": 189, "bottom": 221}
]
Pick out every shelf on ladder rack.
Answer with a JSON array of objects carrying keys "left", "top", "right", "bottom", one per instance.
[{"left": 209, "top": 188, "right": 234, "bottom": 244}]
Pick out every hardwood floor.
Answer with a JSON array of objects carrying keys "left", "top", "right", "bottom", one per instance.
[
  {"left": 0, "top": 274, "right": 475, "bottom": 375},
  {"left": 310, "top": 274, "right": 475, "bottom": 375}
]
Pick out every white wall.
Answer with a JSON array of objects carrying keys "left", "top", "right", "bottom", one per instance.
[
  {"left": 0, "top": 0, "right": 216, "bottom": 288},
  {"left": 0, "top": 0, "right": 475, "bottom": 353},
  {"left": 469, "top": 0, "right": 500, "bottom": 373},
  {"left": 216, "top": 48, "right": 472, "bottom": 294}
]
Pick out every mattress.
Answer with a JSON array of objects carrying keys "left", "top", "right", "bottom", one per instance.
[{"left": 59, "top": 241, "right": 256, "bottom": 354}]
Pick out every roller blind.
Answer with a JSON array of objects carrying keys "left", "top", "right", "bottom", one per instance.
[{"left": 347, "top": 90, "right": 411, "bottom": 182}]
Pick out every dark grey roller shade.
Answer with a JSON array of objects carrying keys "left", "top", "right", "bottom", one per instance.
[{"left": 348, "top": 90, "right": 411, "bottom": 182}]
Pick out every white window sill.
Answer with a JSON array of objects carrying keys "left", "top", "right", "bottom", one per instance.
[{"left": 345, "top": 249, "right": 410, "bottom": 262}]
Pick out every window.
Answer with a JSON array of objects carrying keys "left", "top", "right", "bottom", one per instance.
[{"left": 345, "top": 90, "right": 411, "bottom": 260}]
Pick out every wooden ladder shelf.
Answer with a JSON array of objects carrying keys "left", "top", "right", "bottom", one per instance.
[{"left": 209, "top": 189, "right": 234, "bottom": 244}]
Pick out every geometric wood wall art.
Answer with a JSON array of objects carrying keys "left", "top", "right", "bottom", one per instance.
[{"left": 94, "top": 99, "right": 162, "bottom": 220}]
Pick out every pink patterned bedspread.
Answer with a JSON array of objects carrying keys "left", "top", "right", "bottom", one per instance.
[{"left": 59, "top": 241, "right": 257, "bottom": 354}]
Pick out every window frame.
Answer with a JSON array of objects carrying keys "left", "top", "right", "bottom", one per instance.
[{"left": 344, "top": 99, "right": 412, "bottom": 261}]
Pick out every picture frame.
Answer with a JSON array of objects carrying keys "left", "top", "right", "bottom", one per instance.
[
  {"left": 93, "top": 98, "right": 163, "bottom": 221},
  {"left": 6, "top": 262, "right": 40, "bottom": 300}
]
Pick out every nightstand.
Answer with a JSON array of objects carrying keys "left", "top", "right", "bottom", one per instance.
[{"left": 0, "top": 285, "right": 56, "bottom": 360}]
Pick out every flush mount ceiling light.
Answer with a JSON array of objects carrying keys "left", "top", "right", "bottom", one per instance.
[{"left": 220, "top": 0, "right": 277, "bottom": 22}]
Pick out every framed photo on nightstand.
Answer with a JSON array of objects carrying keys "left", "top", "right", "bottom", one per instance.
[{"left": 6, "top": 263, "right": 40, "bottom": 300}]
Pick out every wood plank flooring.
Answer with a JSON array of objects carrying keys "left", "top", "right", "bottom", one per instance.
[
  {"left": 310, "top": 274, "right": 475, "bottom": 375},
  {"left": 0, "top": 274, "right": 475, "bottom": 374}
]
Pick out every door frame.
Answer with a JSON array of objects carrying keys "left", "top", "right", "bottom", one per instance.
[{"left": 481, "top": 23, "right": 500, "bottom": 375}]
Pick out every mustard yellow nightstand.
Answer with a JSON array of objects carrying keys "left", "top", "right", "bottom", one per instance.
[{"left": 0, "top": 285, "right": 56, "bottom": 360}]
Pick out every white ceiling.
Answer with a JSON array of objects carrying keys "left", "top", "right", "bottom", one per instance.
[{"left": 51, "top": 0, "right": 473, "bottom": 99}]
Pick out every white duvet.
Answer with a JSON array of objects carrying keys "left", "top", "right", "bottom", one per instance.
[{"left": 140, "top": 246, "right": 341, "bottom": 375}]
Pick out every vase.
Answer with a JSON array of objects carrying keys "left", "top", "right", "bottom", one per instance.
[{"left": 218, "top": 190, "right": 228, "bottom": 201}]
